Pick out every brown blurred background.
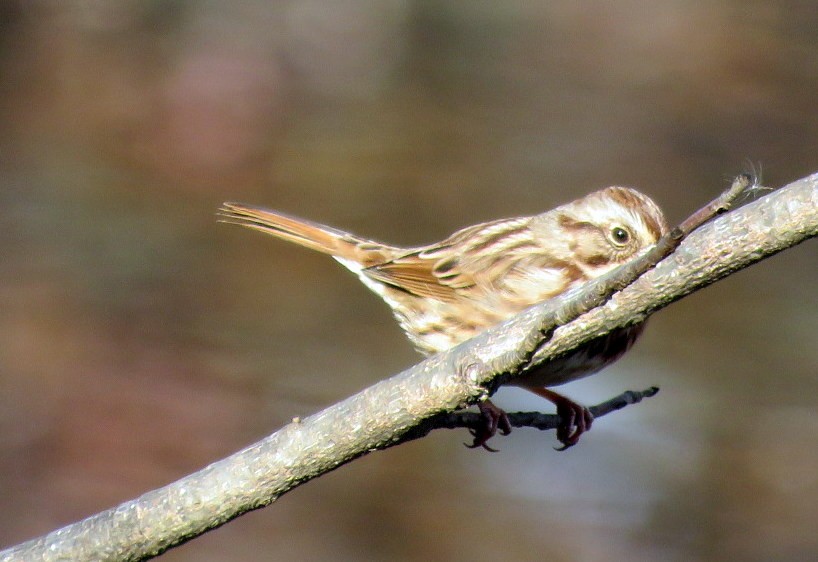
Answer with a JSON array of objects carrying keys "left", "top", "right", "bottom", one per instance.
[{"left": 1, "top": 2, "right": 817, "bottom": 561}]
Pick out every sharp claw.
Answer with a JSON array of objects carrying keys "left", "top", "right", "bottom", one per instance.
[
  {"left": 466, "top": 400, "right": 512, "bottom": 451},
  {"left": 528, "top": 388, "right": 595, "bottom": 450},
  {"left": 463, "top": 440, "right": 500, "bottom": 452},
  {"left": 466, "top": 392, "right": 596, "bottom": 451},
  {"left": 553, "top": 402, "right": 594, "bottom": 451},
  {"left": 464, "top": 434, "right": 500, "bottom": 452}
]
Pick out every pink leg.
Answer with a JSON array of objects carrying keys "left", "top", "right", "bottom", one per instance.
[{"left": 529, "top": 388, "right": 594, "bottom": 450}]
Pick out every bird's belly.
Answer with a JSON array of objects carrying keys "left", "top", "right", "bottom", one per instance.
[
  {"left": 389, "top": 298, "right": 507, "bottom": 356},
  {"left": 511, "top": 323, "right": 647, "bottom": 388}
]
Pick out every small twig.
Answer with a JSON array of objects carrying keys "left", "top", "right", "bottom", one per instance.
[{"left": 400, "top": 387, "right": 660, "bottom": 443}]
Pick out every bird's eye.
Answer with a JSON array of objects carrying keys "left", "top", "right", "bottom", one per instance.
[{"left": 610, "top": 226, "right": 631, "bottom": 246}]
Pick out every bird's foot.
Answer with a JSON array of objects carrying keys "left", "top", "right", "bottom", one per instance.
[
  {"left": 466, "top": 399, "right": 512, "bottom": 452},
  {"left": 529, "top": 387, "right": 594, "bottom": 450}
]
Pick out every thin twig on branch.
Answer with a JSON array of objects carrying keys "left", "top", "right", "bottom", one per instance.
[
  {"left": 403, "top": 386, "right": 660, "bottom": 443},
  {"left": 2, "top": 173, "right": 816, "bottom": 562}
]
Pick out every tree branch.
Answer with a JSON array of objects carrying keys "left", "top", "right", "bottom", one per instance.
[{"left": 2, "top": 173, "right": 815, "bottom": 562}]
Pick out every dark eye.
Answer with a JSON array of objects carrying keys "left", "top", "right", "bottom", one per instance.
[{"left": 610, "top": 226, "right": 631, "bottom": 246}]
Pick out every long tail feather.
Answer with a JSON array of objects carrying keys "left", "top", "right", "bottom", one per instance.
[{"left": 218, "top": 202, "right": 399, "bottom": 267}]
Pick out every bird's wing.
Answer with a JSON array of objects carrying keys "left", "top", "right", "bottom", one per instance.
[{"left": 363, "top": 216, "right": 574, "bottom": 303}]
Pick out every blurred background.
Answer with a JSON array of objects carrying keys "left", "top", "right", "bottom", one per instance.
[{"left": 1, "top": 2, "right": 816, "bottom": 561}]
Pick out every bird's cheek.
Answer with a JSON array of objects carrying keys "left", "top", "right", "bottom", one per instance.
[{"left": 574, "top": 239, "right": 612, "bottom": 268}]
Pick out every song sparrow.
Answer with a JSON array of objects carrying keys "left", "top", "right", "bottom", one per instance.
[{"left": 220, "top": 186, "right": 669, "bottom": 449}]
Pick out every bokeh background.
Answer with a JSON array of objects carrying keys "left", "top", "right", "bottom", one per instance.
[{"left": 1, "top": 2, "right": 817, "bottom": 561}]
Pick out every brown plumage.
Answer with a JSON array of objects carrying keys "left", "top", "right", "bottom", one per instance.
[{"left": 219, "top": 186, "right": 669, "bottom": 449}]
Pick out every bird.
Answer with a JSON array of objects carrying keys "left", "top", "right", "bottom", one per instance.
[{"left": 219, "top": 186, "right": 668, "bottom": 449}]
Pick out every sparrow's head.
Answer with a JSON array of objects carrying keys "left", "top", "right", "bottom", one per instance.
[{"left": 539, "top": 186, "right": 669, "bottom": 274}]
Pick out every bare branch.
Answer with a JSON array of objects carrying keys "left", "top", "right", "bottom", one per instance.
[{"left": 2, "top": 173, "right": 815, "bottom": 562}]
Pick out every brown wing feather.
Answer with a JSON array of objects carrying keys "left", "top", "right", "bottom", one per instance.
[
  {"left": 363, "top": 258, "right": 462, "bottom": 301},
  {"left": 362, "top": 217, "right": 536, "bottom": 301}
]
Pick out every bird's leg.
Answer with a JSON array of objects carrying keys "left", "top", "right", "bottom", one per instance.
[
  {"left": 529, "top": 387, "right": 594, "bottom": 450},
  {"left": 466, "top": 399, "right": 512, "bottom": 451}
]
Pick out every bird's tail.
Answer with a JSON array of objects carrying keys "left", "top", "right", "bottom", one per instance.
[{"left": 218, "top": 202, "right": 400, "bottom": 268}]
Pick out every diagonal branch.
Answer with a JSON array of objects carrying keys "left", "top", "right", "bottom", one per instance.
[{"left": 2, "top": 173, "right": 816, "bottom": 562}]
